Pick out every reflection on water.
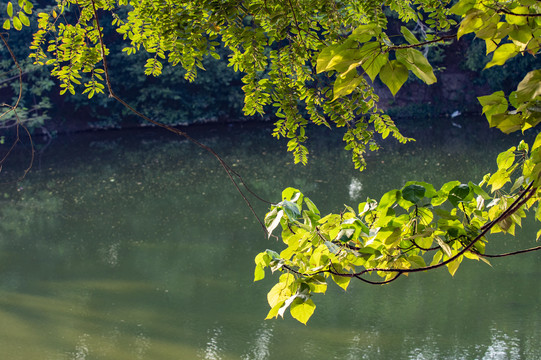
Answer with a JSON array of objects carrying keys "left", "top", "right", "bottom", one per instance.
[{"left": 0, "top": 122, "right": 540, "bottom": 359}]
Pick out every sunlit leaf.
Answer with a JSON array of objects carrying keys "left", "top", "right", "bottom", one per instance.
[
  {"left": 331, "top": 273, "right": 351, "bottom": 291},
  {"left": 400, "top": 26, "right": 419, "bottom": 45},
  {"left": 290, "top": 298, "right": 316, "bottom": 325},
  {"left": 7, "top": 2, "right": 13, "bottom": 17},
  {"left": 515, "top": 70, "right": 541, "bottom": 104},
  {"left": 446, "top": 256, "right": 462, "bottom": 276},
  {"left": 360, "top": 42, "right": 388, "bottom": 81},
  {"left": 396, "top": 48, "right": 437, "bottom": 85},
  {"left": 379, "top": 60, "right": 408, "bottom": 96},
  {"left": 12, "top": 15, "right": 22, "bottom": 30},
  {"left": 485, "top": 43, "right": 519, "bottom": 69}
]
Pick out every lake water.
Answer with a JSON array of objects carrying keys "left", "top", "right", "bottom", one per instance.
[{"left": 0, "top": 121, "right": 540, "bottom": 359}]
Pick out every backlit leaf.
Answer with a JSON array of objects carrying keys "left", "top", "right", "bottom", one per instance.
[
  {"left": 290, "top": 298, "right": 316, "bottom": 325},
  {"left": 446, "top": 256, "right": 462, "bottom": 276},
  {"left": 396, "top": 48, "right": 437, "bottom": 85},
  {"left": 485, "top": 43, "right": 519, "bottom": 69},
  {"left": 333, "top": 73, "right": 363, "bottom": 100},
  {"left": 515, "top": 70, "right": 541, "bottom": 104},
  {"left": 400, "top": 26, "right": 419, "bottom": 45},
  {"left": 12, "top": 15, "right": 22, "bottom": 30},
  {"left": 7, "top": 2, "right": 13, "bottom": 17},
  {"left": 360, "top": 42, "right": 388, "bottom": 81},
  {"left": 379, "top": 60, "right": 408, "bottom": 96}
]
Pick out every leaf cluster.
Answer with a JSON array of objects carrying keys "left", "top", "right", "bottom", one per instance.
[
  {"left": 451, "top": 0, "right": 541, "bottom": 133},
  {"left": 19, "top": 0, "right": 456, "bottom": 169},
  {"left": 255, "top": 133, "right": 541, "bottom": 323}
]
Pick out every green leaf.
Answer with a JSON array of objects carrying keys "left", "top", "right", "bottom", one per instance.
[
  {"left": 432, "top": 181, "right": 461, "bottom": 206},
  {"left": 457, "top": 9, "right": 485, "bottom": 39},
  {"left": 333, "top": 72, "right": 363, "bottom": 100},
  {"left": 304, "top": 197, "right": 320, "bottom": 215},
  {"left": 485, "top": 43, "right": 519, "bottom": 69},
  {"left": 18, "top": 12, "right": 29, "bottom": 27},
  {"left": 316, "top": 40, "right": 361, "bottom": 74},
  {"left": 496, "top": 147, "right": 516, "bottom": 170},
  {"left": 488, "top": 169, "right": 511, "bottom": 192},
  {"left": 282, "top": 187, "right": 302, "bottom": 202},
  {"left": 267, "top": 274, "right": 294, "bottom": 308},
  {"left": 448, "top": 184, "right": 471, "bottom": 207},
  {"left": 408, "top": 255, "right": 426, "bottom": 269},
  {"left": 436, "top": 237, "right": 453, "bottom": 257},
  {"left": 468, "top": 181, "right": 491, "bottom": 200},
  {"left": 396, "top": 48, "right": 437, "bottom": 85},
  {"left": 400, "top": 26, "right": 419, "bottom": 45},
  {"left": 402, "top": 184, "right": 426, "bottom": 204},
  {"left": 403, "top": 181, "right": 437, "bottom": 198},
  {"left": 254, "top": 266, "right": 266, "bottom": 281},
  {"left": 331, "top": 273, "right": 351, "bottom": 291},
  {"left": 349, "top": 23, "right": 381, "bottom": 42},
  {"left": 379, "top": 60, "right": 408, "bottom": 96},
  {"left": 531, "top": 132, "right": 541, "bottom": 153},
  {"left": 447, "top": 256, "right": 462, "bottom": 276},
  {"left": 2, "top": 19, "right": 10, "bottom": 30},
  {"left": 489, "top": 113, "right": 525, "bottom": 134},
  {"left": 515, "top": 70, "right": 541, "bottom": 104},
  {"left": 360, "top": 42, "right": 388, "bottom": 81},
  {"left": 12, "top": 15, "right": 22, "bottom": 30},
  {"left": 377, "top": 189, "right": 400, "bottom": 210},
  {"left": 450, "top": 0, "right": 476, "bottom": 16},
  {"left": 7, "top": 2, "right": 13, "bottom": 17},
  {"left": 265, "top": 209, "right": 284, "bottom": 237},
  {"left": 478, "top": 91, "right": 508, "bottom": 122},
  {"left": 290, "top": 298, "right": 316, "bottom": 325},
  {"left": 505, "top": 7, "right": 529, "bottom": 26}
]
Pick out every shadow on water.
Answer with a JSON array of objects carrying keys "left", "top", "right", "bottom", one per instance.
[{"left": 0, "top": 119, "right": 539, "bottom": 359}]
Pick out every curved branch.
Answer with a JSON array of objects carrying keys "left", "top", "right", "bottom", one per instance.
[
  {"left": 282, "top": 183, "right": 538, "bottom": 282},
  {"left": 475, "top": 245, "right": 541, "bottom": 258}
]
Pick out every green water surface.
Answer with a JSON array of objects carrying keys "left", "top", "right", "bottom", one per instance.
[{"left": 0, "top": 121, "right": 540, "bottom": 359}]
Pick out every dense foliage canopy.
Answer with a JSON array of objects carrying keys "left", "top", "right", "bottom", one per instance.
[{"left": 1, "top": 0, "right": 540, "bottom": 324}]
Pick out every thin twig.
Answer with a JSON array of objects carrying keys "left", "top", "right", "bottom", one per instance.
[{"left": 88, "top": 0, "right": 270, "bottom": 234}]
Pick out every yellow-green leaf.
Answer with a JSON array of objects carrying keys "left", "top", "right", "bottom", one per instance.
[
  {"left": 7, "top": 2, "right": 13, "bottom": 17},
  {"left": 515, "top": 70, "right": 541, "bottom": 104},
  {"left": 450, "top": 0, "right": 476, "bottom": 16},
  {"left": 400, "top": 26, "right": 419, "bottom": 45},
  {"left": 379, "top": 60, "right": 408, "bottom": 96},
  {"left": 254, "top": 265, "right": 265, "bottom": 281},
  {"left": 457, "top": 9, "right": 485, "bottom": 39},
  {"left": 396, "top": 48, "right": 437, "bottom": 85},
  {"left": 2, "top": 19, "right": 10, "bottom": 30},
  {"left": 333, "top": 73, "right": 363, "bottom": 100},
  {"left": 331, "top": 273, "right": 351, "bottom": 291},
  {"left": 505, "top": 7, "right": 529, "bottom": 26},
  {"left": 12, "top": 15, "right": 22, "bottom": 30},
  {"left": 485, "top": 43, "right": 519, "bottom": 69},
  {"left": 446, "top": 256, "right": 462, "bottom": 276},
  {"left": 290, "top": 298, "right": 316, "bottom": 325},
  {"left": 18, "top": 12, "right": 30, "bottom": 27}
]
